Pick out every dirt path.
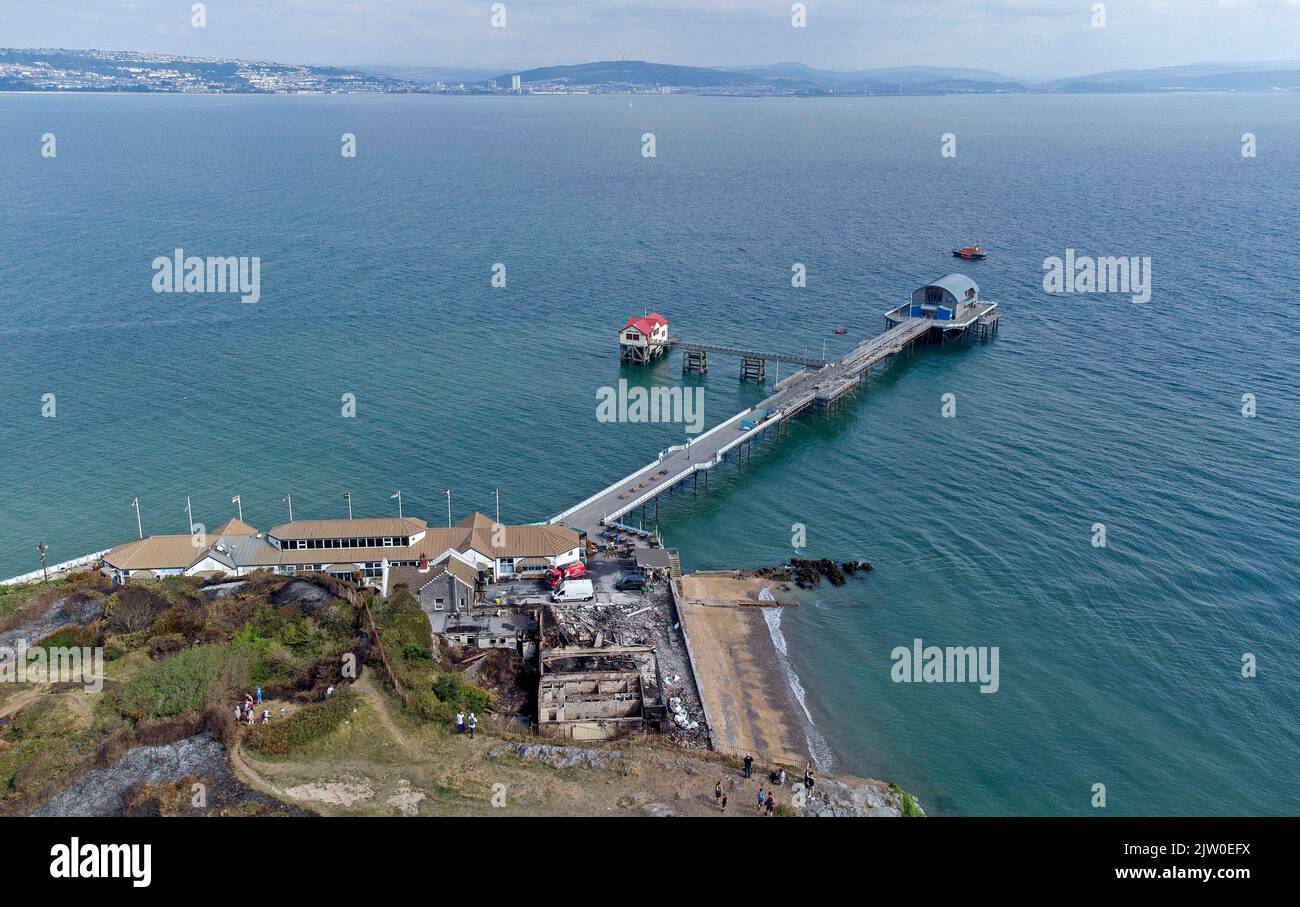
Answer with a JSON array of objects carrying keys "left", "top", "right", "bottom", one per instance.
[{"left": 351, "top": 675, "right": 416, "bottom": 755}]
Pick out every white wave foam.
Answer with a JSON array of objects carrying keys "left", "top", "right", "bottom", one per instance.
[{"left": 760, "top": 589, "right": 834, "bottom": 772}]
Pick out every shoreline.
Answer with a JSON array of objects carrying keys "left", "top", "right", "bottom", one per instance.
[
  {"left": 674, "top": 571, "right": 825, "bottom": 773},
  {"left": 759, "top": 604, "right": 835, "bottom": 773}
]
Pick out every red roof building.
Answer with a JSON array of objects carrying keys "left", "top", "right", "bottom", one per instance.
[{"left": 619, "top": 312, "right": 669, "bottom": 364}]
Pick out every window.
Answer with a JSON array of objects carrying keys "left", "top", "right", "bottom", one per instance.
[
  {"left": 434, "top": 598, "right": 445, "bottom": 611},
  {"left": 383, "top": 537, "right": 394, "bottom": 547}
]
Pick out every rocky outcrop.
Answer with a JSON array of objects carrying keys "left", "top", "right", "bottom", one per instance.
[
  {"left": 797, "top": 777, "right": 925, "bottom": 817},
  {"left": 488, "top": 742, "right": 624, "bottom": 771}
]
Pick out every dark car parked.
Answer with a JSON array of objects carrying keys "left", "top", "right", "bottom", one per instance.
[{"left": 614, "top": 572, "right": 648, "bottom": 591}]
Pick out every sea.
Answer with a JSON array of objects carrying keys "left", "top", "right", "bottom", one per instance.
[{"left": 1, "top": 91, "right": 1296, "bottom": 815}]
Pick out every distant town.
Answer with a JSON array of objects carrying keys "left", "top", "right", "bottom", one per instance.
[{"left": 4, "top": 48, "right": 1300, "bottom": 96}]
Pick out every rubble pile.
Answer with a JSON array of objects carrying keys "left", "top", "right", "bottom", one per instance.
[{"left": 542, "top": 585, "right": 710, "bottom": 750}]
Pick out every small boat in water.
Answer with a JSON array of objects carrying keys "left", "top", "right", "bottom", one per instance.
[
  {"left": 952, "top": 244, "right": 988, "bottom": 260},
  {"left": 833, "top": 328, "right": 848, "bottom": 335}
]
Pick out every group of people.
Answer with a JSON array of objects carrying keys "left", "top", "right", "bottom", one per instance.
[
  {"left": 454, "top": 710, "right": 478, "bottom": 738},
  {"left": 732, "top": 754, "right": 815, "bottom": 816},
  {"left": 236, "top": 690, "right": 270, "bottom": 726}
]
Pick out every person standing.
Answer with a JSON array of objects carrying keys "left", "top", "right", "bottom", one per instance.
[
  {"left": 714, "top": 782, "right": 723, "bottom": 807},
  {"left": 455, "top": 711, "right": 465, "bottom": 735},
  {"left": 803, "top": 764, "right": 815, "bottom": 793},
  {"left": 742, "top": 754, "right": 754, "bottom": 778},
  {"left": 467, "top": 712, "right": 477, "bottom": 739},
  {"left": 256, "top": 686, "right": 263, "bottom": 705},
  {"left": 764, "top": 792, "right": 776, "bottom": 817},
  {"left": 756, "top": 787, "right": 765, "bottom": 813}
]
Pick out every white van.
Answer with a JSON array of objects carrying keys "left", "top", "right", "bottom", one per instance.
[{"left": 551, "top": 578, "right": 594, "bottom": 603}]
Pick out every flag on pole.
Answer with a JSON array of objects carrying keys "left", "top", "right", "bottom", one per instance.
[
  {"left": 231, "top": 495, "right": 240, "bottom": 505},
  {"left": 390, "top": 491, "right": 400, "bottom": 500},
  {"left": 442, "top": 489, "right": 450, "bottom": 498},
  {"left": 342, "top": 491, "right": 350, "bottom": 500}
]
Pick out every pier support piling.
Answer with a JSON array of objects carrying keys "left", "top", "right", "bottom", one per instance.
[
  {"left": 740, "top": 356, "right": 767, "bottom": 382},
  {"left": 682, "top": 348, "right": 708, "bottom": 374}
]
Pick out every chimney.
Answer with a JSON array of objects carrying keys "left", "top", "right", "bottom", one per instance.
[{"left": 418, "top": 553, "right": 429, "bottom": 573}]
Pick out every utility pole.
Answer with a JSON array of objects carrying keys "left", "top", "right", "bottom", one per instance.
[
  {"left": 495, "top": 488, "right": 500, "bottom": 525},
  {"left": 37, "top": 542, "right": 48, "bottom": 583}
]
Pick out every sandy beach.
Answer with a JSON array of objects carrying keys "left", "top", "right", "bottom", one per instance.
[{"left": 676, "top": 572, "right": 811, "bottom": 769}]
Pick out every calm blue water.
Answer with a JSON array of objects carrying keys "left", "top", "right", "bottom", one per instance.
[{"left": 2, "top": 93, "right": 1297, "bottom": 815}]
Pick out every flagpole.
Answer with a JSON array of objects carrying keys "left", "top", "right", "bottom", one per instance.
[
  {"left": 186, "top": 497, "right": 194, "bottom": 535},
  {"left": 133, "top": 498, "right": 142, "bottom": 539},
  {"left": 495, "top": 488, "right": 500, "bottom": 524},
  {"left": 283, "top": 494, "right": 293, "bottom": 522},
  {"left": 446, "top": 491, "right": 452, "bottom": 528},
  {"left": 392, "top": 490, "right": 403, "bottom": 518},
  {"left": 236, "top": 497, "right": 243, "bottom": 522},
  {"left": 346, "top": 492, "right": 352, "bottom": 520}
]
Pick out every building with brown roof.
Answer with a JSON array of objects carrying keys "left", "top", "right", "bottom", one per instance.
[{"left": 100, "top": 510, "right": 581, "bottom": 586}]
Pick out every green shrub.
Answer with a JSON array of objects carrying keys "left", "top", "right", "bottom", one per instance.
[
  {"left": 246, "top": 689, "right": 353, "bottom": 755},
  {"left": 429, "top": 672, "right": 493, "bottom": 716},
  {"left": 35, "top": 624, "right": 98, "bottom": 649},
  {"left": 118, "top": 644, "right": 233, "bottom": 720},
  {"left": 409, "top": 691, "right": 457, "bottom": 723},
  {"left": 891, "top": 783, "right": 923, "bottom": 817}
]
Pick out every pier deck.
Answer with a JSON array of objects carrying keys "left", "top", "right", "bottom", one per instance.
[{"left": 552, "top": 316, "right": 935, "bottom": 538}]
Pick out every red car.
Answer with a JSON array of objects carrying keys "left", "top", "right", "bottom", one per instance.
[{"left": 543, "top": 561, "right": 586, "bottom": 588}]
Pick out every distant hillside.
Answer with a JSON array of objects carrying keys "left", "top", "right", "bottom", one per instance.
[
  {"left": 496, "top": 60, "right": 792, "bottom": 88},
  {"left": 724, "top": 62, "right": 1023, "bottom": 92},
  {"left": 1039, "top": 62, "right": 1300, "bottom": 92},
  {"left": 356, "top": 64, "right": 502, "bottom": 85}
]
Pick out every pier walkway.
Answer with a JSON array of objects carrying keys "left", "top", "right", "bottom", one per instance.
[
  {"left": 666, "top": 337, "right": 830, "bottom": 369},
  {"left": 551, "top": 317, "right": 934, "bottom": 538}
]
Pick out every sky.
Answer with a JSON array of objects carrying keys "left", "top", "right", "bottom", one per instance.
[{"left": 1, "top": 0, "right": 1298, "bottom": 81}]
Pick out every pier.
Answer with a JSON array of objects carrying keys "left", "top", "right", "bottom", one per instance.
[{"left": 553, "top": 273, "right": 999, "bottom": 539}]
